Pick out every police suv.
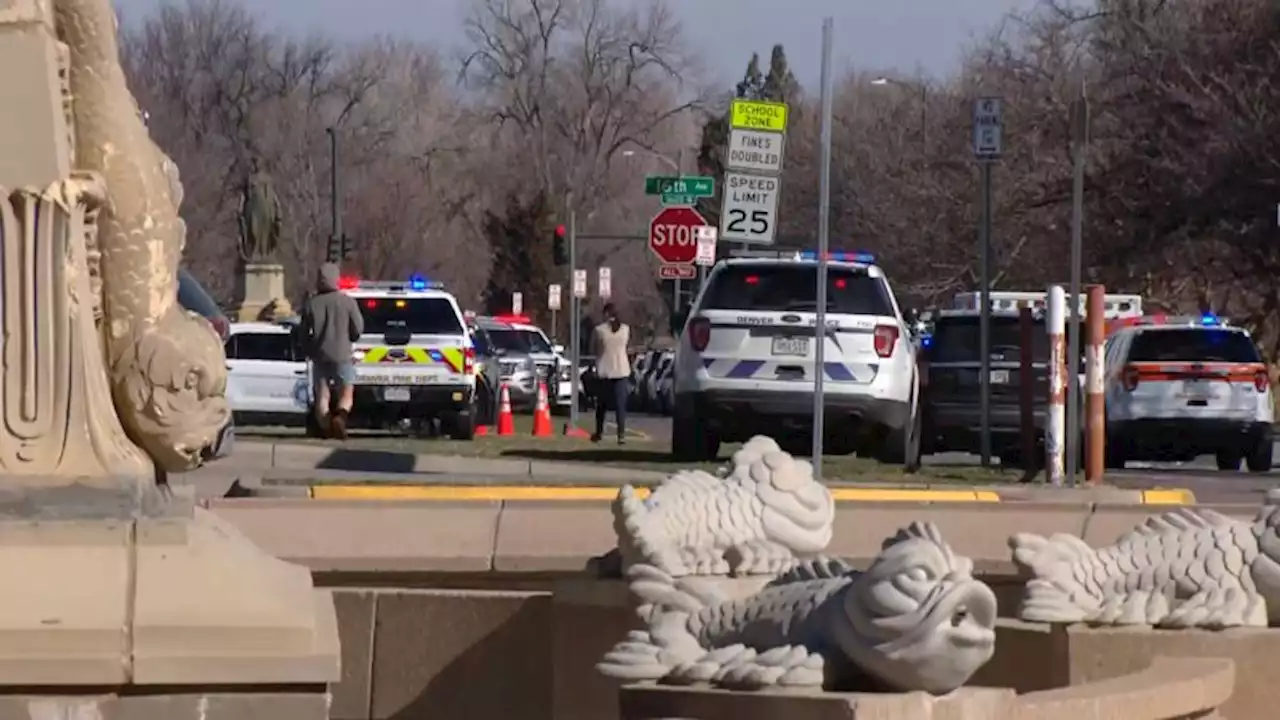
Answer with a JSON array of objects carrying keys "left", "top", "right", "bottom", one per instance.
[
  {"left": 671, "top": 250, "right": 920, "bottom": 464},
  {"left": 308, "top": 275, "right": 478, "bottom": 439},
  {"left": 1104, "top": 314, "right": 1274, "bottom": 472}
]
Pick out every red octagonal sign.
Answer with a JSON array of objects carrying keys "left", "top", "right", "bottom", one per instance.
[{"left": 649, "top": 206, "right": 708, "bottom": 265}]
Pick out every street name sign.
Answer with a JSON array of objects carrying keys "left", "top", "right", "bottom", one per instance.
[
  {"left": 644, "top": 176, "right": 714, "bottom": 197},
  {"left": 726, "top": 128, "right": 785, "bottom": 174},
  {"left": 730, "top": 99, "right": 789, "bottom": 132},
  {"left": 720, "top": 172, "right": 781, "bottom": 244},
  {"left": 972, "top": 97, "right": 1002, "bottom": 159}
]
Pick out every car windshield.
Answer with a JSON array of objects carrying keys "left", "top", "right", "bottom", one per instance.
[
  {"left": 927, "top": 315, "right": 1049, "bottom": 363},
  {"left": 486, "top": 328, "right": 552, "bottom": 354},
  {"left": 1128, "top": 329, "right": 1261, "bottom": 363},
  {"left": 701, "top": 264, "right": 895, "bottom": 315},
  {"left": 358, "top": 297, "right": 463, "bottom": 335}
]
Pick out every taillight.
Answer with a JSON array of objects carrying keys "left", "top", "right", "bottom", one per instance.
[
  {"left": 873, "top": 325, "right": 899, "bottom": 358},
  {"left": 688, "top": 317, "right": 711, "bottom": 352},
  {"left": 1255, "top": 370, "right": 1270, "bottom": 393},
  {"left": 1122, "top": 365, "right": 1140, "bottom": 392},
  {"left": 464, "top": 347, "right": 476, "bottom": 374}
]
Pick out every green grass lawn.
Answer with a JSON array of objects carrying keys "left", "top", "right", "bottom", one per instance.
[{"left": 241, "top": 415, "right": 1024, "bottom": 486}]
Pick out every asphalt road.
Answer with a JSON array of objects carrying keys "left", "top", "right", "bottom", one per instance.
[{"left": 235, "top": 410, "right": 1279, "bottom": 504}]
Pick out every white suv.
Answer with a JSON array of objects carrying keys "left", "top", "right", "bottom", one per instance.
[
  {"left": 225, "top": 322, "right": 309, "bottom": 425},
  {"left": 671, "top": 251, "right": 919, "bottom": 463},
  {"left": 1104, "top": 315, "right": 1274, "bottom": 471}
]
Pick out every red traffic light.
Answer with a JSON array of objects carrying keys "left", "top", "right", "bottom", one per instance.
[{"left": 555, "top": 224, "right": 566, "bottom": 237}]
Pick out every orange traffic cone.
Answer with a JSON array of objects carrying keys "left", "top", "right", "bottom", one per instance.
[
  {"left": 496, "top": 383, "right": 515, "bottom": 436},
  {"left": 532, "top": 382, "right": 553, "bottom": 437}
]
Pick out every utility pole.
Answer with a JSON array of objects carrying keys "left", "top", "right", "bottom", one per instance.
[
  {"left": 673, "top": 148, "right": 686, "bottom": 313},
  {"left": 1065, "top": 78, "right": 1088, "bottom": 487},
  {"left": 326, "top": 127, "right": 343, "bottom": 263},
  {"left": 566, "top": 191, "right": 580, "bottom": 433}
]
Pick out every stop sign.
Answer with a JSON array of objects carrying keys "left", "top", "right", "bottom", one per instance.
[{"left": 649, "top": 207, "right": 708, "bottom": 264}]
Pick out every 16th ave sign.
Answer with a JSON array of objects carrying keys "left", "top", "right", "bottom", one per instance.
[{"left": 649, "top": 206, "right": 710, "bottom": 265}]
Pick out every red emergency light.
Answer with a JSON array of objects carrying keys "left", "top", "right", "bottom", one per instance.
[
  {"left": 338, "top": 276, "right": 360, "bottom": 290},
  {"left": 493, "top": 313, "right": 532, "bottom": 324}
]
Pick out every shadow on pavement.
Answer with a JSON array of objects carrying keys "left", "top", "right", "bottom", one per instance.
[
  {"left": 500, "top": 447, "right": 691, "bottom": 465},
  {"left": 316, "top": 448, "right": 420, "bottom": 473}
]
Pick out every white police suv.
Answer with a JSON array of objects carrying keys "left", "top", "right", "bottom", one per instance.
[
  {"left": 671, "top": 250, "right": 920, "bottom": 464},
  {"left": 1104, "top": 314, "right": 1274, "bottom": 472}
]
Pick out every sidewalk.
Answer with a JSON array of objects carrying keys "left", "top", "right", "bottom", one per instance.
[{"left": 196, "top": 440, "right": 1194, "bottom": 505}]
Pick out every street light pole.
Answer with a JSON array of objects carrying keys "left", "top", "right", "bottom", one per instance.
[{"left": 326, "top": 127, "right": 342, "bottom": 263}]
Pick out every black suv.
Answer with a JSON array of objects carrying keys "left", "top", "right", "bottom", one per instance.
[{"left": 921, "top": 310, "right": 1061, "bottom": 466}]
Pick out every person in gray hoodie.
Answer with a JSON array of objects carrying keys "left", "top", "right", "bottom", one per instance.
[{"left": 299, "top": 263, "right": 365, "bottom": 438}]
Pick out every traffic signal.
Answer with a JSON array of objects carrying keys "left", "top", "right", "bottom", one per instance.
[
  {"left": 340, "top": 235, "right": 354, "bottom": 261},
  {"left": 326, "top": 234, "right": 341, "bottom": 263},
  {"left": 552, "top": 224, "right": 568, "bottom": 266}
]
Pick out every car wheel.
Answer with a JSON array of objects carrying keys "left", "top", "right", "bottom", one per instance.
[
  {"left": 450, "top": 407, "right": 476, "bottom": 441},
  {"left": 876, "top": 395, "right": 921, "bottom": 469},
  {"left": 1247, "top": 427, "right": 1274, "bottom": 473},
  {"left": 1215, "top": 449, "right": 1242, "bottom": 471},
  {"left": 671, "top": 396, "right": 719, "bottom": 461}
]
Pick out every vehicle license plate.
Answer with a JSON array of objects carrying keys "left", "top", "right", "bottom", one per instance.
[
  {"left": 384, "top": 387, "right": 411, "bottom": 402},
  {"left": 771, "top": 336, "right": 810, "bottom": 356},
  {"left": 989, "top": 370, "right": 1010, "bottom": 384},
  {"left": 1182, "top": 380, "right": 1211, "bottom": 400}
]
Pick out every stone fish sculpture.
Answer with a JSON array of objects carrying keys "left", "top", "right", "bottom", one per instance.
[
  {"left": 58, "top": 0, "right": 230, "bottom": 471},
  {"left": 613, "top": 436, "right": 835, "bottom": 577},
  {"left": 1011, "top": 498, "right": 1280, "bottom": 628},
  {"left": 598, "top": 522, "right": 998, "bottom": 694}
]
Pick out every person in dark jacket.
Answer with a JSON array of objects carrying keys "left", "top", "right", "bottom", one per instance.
[{"left": 299, "top": 263, "right": 364, "bottom": 438}]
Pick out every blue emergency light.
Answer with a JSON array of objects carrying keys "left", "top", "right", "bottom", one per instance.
[
  {"left": 408, "top": 274, "right": 428, "bottom": 290},
  {"left": 798, "top": 250, "right": 876, "bottom": 264},
  {"left": 1200, "top": 313, "right": 1220, "bottom": 326}
]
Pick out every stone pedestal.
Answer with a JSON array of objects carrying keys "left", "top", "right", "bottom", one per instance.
[
  {"left": 233, "top": 262, "right": 294, "bottom": 321},
  {"left": 0, "top": 0, "right": 337, "bottom": 715},
  {"left": 0, "top": 487, "right": 338, "bottom": 687}
]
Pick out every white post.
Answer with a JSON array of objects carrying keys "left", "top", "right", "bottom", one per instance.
[{"left": 1046, "top": 285, "right": 1067, "bottom": 486}]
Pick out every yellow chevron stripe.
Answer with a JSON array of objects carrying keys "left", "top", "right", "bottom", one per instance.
[{"left": 358, "top": 346, "right": 465, "bottom": 370}]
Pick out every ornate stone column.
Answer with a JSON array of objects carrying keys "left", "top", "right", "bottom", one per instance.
[{"left": 0, "top": 0, "right": 339, "bottom": 714}]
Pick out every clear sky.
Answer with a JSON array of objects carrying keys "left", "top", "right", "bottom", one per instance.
[{"left": 111, "top": 0, "right": 1034, "bottom": 88}]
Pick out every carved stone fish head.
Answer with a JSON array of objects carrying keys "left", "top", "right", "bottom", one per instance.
[{"left": 838, "top": 521, "right": 997, "bottom": 694}]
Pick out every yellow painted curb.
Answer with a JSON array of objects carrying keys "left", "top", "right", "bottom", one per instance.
[
  {"left": 1140, "top": 489, "right": 1196, "bottom": 505},
  {"left": 308, "top": 485, "right": 1002, "bottom": 502}
]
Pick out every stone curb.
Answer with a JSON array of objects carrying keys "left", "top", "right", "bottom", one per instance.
[{"left": 219, "top": 441, "right": 1197, "bottom": 505}]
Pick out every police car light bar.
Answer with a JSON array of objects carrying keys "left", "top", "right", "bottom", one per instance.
[
  {"left": 797, "top": 250, "right": 876, "bottom": 264},
  {"left": 345, "top": 277, "right": 445, "bottom": 291},
  {"left": 725, "top": 249, "right": 877, "bottom": 264}
]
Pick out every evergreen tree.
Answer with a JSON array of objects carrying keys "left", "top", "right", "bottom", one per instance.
[{"left": 482, "top": 191, "right": 556, "bottom": 326}]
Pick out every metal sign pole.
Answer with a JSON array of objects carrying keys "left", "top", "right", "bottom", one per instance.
[
  {"left": 568, "top": 205, "right": 580, "bottom": 432},
  {"left": 811, "top": 17, "right": 834, "bottom": 478},
  {"left": 979, "top": 160, "right": 992, "bottom": 467}
]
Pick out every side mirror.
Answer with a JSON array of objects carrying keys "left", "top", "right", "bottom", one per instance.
[
  {"left": 670, "top": 311, "right": 689, "bottom": 337},
  {"left": 902, "top": 307, "right": 920, "bottom": 326},
  {"left": 553, "top": 344, "right": 565, "bottom": 355}
]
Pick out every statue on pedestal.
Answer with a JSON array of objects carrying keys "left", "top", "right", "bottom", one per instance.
[
  {"left": 237, "top": 157, "right": 282, "bottom": 264},
  {"left": 232, "top": 157, "right": 292, "bottom": 320}
]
